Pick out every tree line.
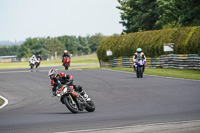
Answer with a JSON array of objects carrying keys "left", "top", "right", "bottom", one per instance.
[
  {"left": 0, "top": 33, "right": 105, "bottom": 59},
  {"left": 117, "top": 0, "right": 200, "bottom": 33},
  {"left": 0, "top": 45, "right": 19, "bottom": 56}
]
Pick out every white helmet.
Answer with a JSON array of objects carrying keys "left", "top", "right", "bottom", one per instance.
[
  {"left": 48, "top": 69, "right": 57, "bottom": 79},
  {"left": 64, "top": 50, "right": 68, "bottom": 53}
]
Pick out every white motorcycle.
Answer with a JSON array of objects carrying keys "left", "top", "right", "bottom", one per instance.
[{"left": 29, "top": 60, "right": 40, "bottom": 69}]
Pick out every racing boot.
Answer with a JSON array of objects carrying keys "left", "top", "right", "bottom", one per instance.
[{"left": 80, "top": 90, "right": 91, "bottom": 102}]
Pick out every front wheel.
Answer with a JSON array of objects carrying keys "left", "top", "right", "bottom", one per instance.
[
  {"left": 35, "top": 63, "right": 39, "bottom": 68},
  {"left": 63, "top": 95, "right": 79, "bottom": 113},
  {"left": 137, "top": 67, "right": 142, "bottom": 78},
  {"left": 65, "top": 65, "right": 68, "bottom": 70},
  {"left": 30, "top": 64, "right": 34, "bottom": 69},
  {"left": 85, "top": 100, "right": 95, "bottom": 112}
]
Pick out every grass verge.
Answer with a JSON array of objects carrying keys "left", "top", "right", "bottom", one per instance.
[
  {"left": 0, "top": 54, "right": 99, "bottom": 69},
  {"left": 106, "top": 67, "right": 200, "bottom": 80},
  {"left": 0, "top": 98, "right": 3, "bottom": 106}
]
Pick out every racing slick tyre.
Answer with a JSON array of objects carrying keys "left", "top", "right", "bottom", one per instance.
[
  {"left": 85, "top": 100, "right": 95, "bottom": 112},
  {"left": 63, "top": 96, "right": 79, "bottom": 113},
  {"left": 65, "top": 65, "right": 68, "bottom": 70}
]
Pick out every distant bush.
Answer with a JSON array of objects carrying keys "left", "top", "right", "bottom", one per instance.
[{"left": 97, "top": 26, "right": 200, "bottom": 61}]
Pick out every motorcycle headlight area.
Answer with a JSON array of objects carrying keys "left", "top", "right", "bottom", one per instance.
[
  {"left": 57, "top": 91, "right": 64, "bottom": 97},
  {"left": 57, "top": 93, "right": 61, "bottom": 97},
  {"left": 63, "top": 87, "right": 68, "bottom": 93}
]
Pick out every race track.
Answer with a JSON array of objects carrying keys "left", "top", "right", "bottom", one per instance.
[{"left": 0, "top": 68, "right": 200, "bottom": 133}]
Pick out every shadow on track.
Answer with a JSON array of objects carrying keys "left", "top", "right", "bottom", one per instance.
[{"left": 39, "top": 111, "right": 89, "bottom": 115}]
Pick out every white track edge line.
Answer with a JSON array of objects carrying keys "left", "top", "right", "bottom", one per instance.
[{"left": 0, "top": 95, "right": 8, "bottom": 109}]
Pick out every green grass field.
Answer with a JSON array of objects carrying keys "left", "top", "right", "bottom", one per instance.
[
  {"left": 0, "top": 98, "right": 3, "bottom": 106},
  {"left": 107, "top": 67, "right": 200, "bottom": 80},
  {"left": 0, "top": 54, "right": 99, "bottom": 69}
]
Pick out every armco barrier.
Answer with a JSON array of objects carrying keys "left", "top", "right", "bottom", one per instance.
[
  {"left": 122, "top": 56, "right": 130, "bottom": 68},
  {"left": 99, "top": 54, "right": 200, "bottom": 70},
  {"left": 160, "top": 54, "right": 199, "bottom": 69}
]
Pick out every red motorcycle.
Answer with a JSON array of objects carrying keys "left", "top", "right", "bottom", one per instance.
[
  {"left": 63, "top": 57, "right": 70, "bottom": 70},
  {"left": 35, "top": 61, "right": 40, "bottom": 68}
]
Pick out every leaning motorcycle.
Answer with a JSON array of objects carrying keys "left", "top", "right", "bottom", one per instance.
[
  {"left": 30, "top": 60, "right": 40, "bottom": 69},
  {"left": 35, "top": 61, "right": 40, "bottom": 68},
  {"left": 63, "top": 57, "right": 70, "bottom": 70},
  {"left": 29, "top": 60, "right": 35, "bottom": 69},
  {"left": 134, "top": 59, "right": 145, "bottom": 78},
  {"left": 54, "top": 84, "right": 95, "bottom": 113}
]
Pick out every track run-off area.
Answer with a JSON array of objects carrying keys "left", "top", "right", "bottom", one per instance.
[{"left": 0, "top": 67, "right": 200, "bottom": 133}]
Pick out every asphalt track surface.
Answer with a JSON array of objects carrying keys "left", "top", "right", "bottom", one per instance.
[{"left": 0, "top": 67, "right": 200, "bottom": 133}]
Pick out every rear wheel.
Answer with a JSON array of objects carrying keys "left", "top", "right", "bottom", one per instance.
[
  {"left": 35, "top": 63, "right": 38, "bottom": 68},
  {"left": 31, "top": 65, "right": 33, "bottom": 69},
  {"left": 141, "top": 66, "right": 144, "bottom": 78},
  {"left": 63, "top": 95, "right": 79, "bottom": 113},
  {"left": 85, "top": 100, "right": 95, "bottom": 112},
  {"left": 136, "top": 72, "right": 139, "bottom": 78}
]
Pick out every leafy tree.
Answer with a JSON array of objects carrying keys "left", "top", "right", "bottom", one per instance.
[
  {"left": 157, "top": 0, "right": 200, "bottom": 28},
  {"left": 17, "top": 33, "right": 105, "bottom": 59},
  {"left": 17, "top": 44, "right": 32, "bottom": 58},
  {"left": 156, "top": 0, "right": 181, "bottom": 28},
  {"left": 17, "top": 38, "right": 34, "bottom": 58},
  {"left": 117, "top": 0, "right": 200, "bottom": 31},
  {"left": 88, "top": 33, "right": 105, "bottom": 52},
  {"left": 177, "top": 0, "right": 200, "bottom": 26},
  {"left": 57, "top": 35, "right": 80, "bottom": 55},
  {"left": 46, "top": 38, "right": 66, "bottom": 56},
  {"left": 17, "top": 37, "right": 51, "bottom": 59},
  {"left": 78, "top": 36, "right": 91, "bottom": 54},
  {"left": 117, "top": 0, "right": 160, "bottom": 33},
  {"left": 0, "top": 45, "right": 19, "bottom": 56}
]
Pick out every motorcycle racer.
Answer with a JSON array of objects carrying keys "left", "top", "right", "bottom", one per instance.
[
  {"left": 29, "top": 55, "right": 38, "bottom": 63},
  {"left": 48, "top": 69, "right": 90, "bottom": 101},
  {"left": 133, "top": 48, "right": 146, "bottom": 71},
  {"left": 29, "top": 55, "right": 40, "bottom": 67},
  {"left": 36, "top": 54, "right": 42, "bottom": 61},
  {"left": 62, "top": 50, "right": 70, "bottom": 65}
]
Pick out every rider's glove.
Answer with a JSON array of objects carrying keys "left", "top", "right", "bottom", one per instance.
[
  {"left": 68, "top": 79, "right": 73, "bottom": 85},
  {"left": 78, "top": 85, "right": 83, "bottom": 92}
]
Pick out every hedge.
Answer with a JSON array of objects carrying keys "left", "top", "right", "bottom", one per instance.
[{"left": 97, "top": 26, "right": 200, "bottom": 61}]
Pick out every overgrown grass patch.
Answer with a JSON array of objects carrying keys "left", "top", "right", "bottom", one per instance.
[{"left": 106, "top": 67, "right": 200, "bottom": 80}]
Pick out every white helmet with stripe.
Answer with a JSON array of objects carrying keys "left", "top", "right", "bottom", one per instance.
[{"left": 48, "top": 69, "right": 57, "bottom": 79}]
